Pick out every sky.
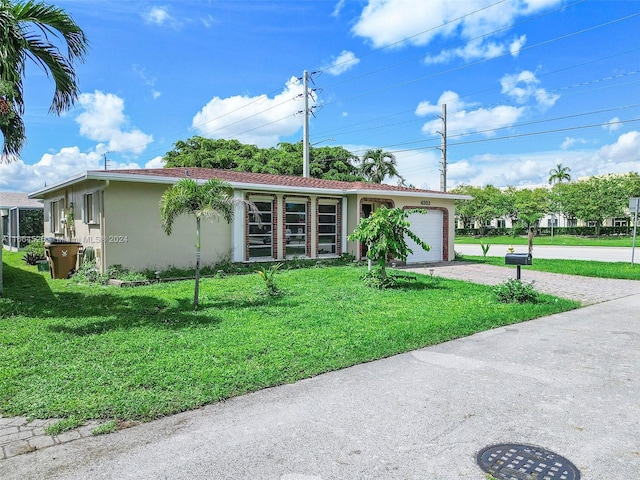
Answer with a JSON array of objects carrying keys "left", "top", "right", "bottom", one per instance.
[{"left": 2, "top": 0, "right": 640, "bottom": 193}]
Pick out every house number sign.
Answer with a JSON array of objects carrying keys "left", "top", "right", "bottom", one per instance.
[{"left": 420, "top": 200, "right": 431, "bottom": 206}]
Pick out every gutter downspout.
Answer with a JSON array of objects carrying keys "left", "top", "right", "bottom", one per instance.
[{"left": 100, "top": 180, "right": 109, "bottom": 273}]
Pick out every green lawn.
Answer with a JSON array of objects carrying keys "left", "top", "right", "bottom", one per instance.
[
  {"left": 460, "top": 255, "right": 640, "bottom": 280},
  {"left": 455, "top": 234, "right": 635, "bottom": 247},
  {"left": 0, "top": 251, "right": 578, "bottom": 427}
]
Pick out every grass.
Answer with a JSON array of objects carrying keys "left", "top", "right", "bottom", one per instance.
[
  {"left": 460, "top": 255, "right": 640, "bottom": 280},
  {"left": 455, "top": 234, "right": 635, "bottom": 247},
  {"left": 1, "top": 251, "right": 577, "bottom": 427}
]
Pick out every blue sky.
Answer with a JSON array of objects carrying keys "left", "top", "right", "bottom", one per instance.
[{"left": 2, "top": 0, "right": 640, "bottom": 193}]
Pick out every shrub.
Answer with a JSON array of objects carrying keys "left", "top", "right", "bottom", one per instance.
[
  {"left": 256, "top": 263, "right": 282, "bottom": 296},
  {"left": 493, "top": 278, "right": 539, "bottom": 303},
  {"left": 22, "top": 237, "right": 46, "bottom": 265}
]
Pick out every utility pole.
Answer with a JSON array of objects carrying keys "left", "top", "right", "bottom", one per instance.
[
  {"left": 302, "top": 70, "right": 310, "bottom": 178},
  {"left": 437, "top": 103, "right": 447, "bottom": 192},
  {"left": 103, "top": 152, "right": 109, "bottom": 171}
]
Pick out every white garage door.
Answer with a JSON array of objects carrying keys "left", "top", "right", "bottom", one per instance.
[{"left": 405, "top": 210, "right": 443, "bottom": 263}]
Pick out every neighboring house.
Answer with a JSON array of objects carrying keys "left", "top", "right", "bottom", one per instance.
[
  {"left": 0, "top": 192, "right": 44, "bottom": 250},
  {"left": 28, "top": 168, "right": 470, "bottom": 273}
]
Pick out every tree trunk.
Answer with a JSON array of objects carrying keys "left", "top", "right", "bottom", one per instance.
[{"left": 194, "top": 216, "right": 201, "bottom": 308}]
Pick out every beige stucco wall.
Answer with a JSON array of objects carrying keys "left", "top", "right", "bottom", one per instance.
[
  {"left": 38, "top": 178, "right": 459, "bottom": 271},
  {"left": 41, "top": 179, "right": 105, "bottom": 266},
  {"left": 349, "top": 194, "right": 457, "bottom": 262},
  {"left": 102, "top": 181, "right": 232, "bottom": 272}
]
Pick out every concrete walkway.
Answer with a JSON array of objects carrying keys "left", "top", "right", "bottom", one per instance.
[{"left": 1, "top": 265, "right": 639, "bottom": 479}]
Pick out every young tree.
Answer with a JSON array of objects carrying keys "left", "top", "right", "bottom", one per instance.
[
  {"left": 0, "top": 0, "right": 89, "bottom": 162},
  {"left": 348, "top": 207, "right": 430, "bottom": 282},
  {"left": 160, "top": 178, "right": 257, "bottom": 307},
  {"left": 358, "top": 149, "right": 405, "bottom": 184}
]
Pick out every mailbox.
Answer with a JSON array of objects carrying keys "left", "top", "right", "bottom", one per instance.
[{"left": 505, "top": 253, "right": 532, "bottom": 266}]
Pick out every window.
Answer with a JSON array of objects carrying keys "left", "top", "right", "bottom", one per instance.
[
  {"left": 613, "top": 218, "right": 627, "bottom": 227},
  {"left": 496, "top": 219, "right": 506, "bottom": 228},
  {"left": 286, "top": 201, "right": 307, "bottom": 257},
  {"left": 547, "top": 217, "right": 558, "bottom": 228},
  {"left": 248, "top": 200, "right": 273, "bottom": 259},
  {"left": 318, "top": 203, "right": 337, "bottom": 256},
  {"left": 83, "top": 192, "right": 99, "bottom": 224},
  {"left": 567, "top": 218, "right": 577, "bottom": 227},
  {"left": 50, "top": 199, "right": 64, "bottom": 234}
]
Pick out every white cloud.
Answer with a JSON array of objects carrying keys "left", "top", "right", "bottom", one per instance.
[
  {"left": 143, "top": 6, "right": 179, "bottom": 28},
  {"left": 509, "top": 35, "right": 527, "bottom": 56},
  {"left": 332, "top": 0, "right": 345, "bottom": 17},
  {"left": 560, "top": 137, "right": 587, "bottom": 150},
  {"left": 353, "top": 0, "right": 561, "bottom": 51},
  {"left": 323, "top": 50, "right": 360, "bottom": 76},
  {"left": 0, "top": 147, "right": 142, "bottom": 193},
  {"left": 603, "top": 117, "right": 622, "bottom": 132},
  {"left": 145, "top": 156, "right": 165, "bottom": 169},
  {"left": 191, "top": 76, "right": 310, "bottom": 147},
  {"left": 423, "top": 131, "right": 640, "bottom": 189},
  {"left": 500, "top": 71, "right": 559, "bottom": 109},
  {"left": 416, "top": 91, "right": 524, "bottom": 137},
  {"left": 75, "top": 91, "right": 153, "bottom": 155},
  {"left": 595, "top": 131, "right": 640, "bottom": 165},
  {"left": 425, "top": 35, "right": 527, "bottom": 64},
  {"left": 133, "top": 65, "right": 161, "bottom": 100}
]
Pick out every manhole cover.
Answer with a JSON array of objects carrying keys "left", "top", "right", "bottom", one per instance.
[{"left": 477, "top": 443, "right": 580, "bottom": 480}]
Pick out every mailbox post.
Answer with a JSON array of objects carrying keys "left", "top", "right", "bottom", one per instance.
[{"left": 505, "top": 253, "right": 532, "bottom": 280}]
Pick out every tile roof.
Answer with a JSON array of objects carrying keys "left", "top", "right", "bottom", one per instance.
[
  {"left": 0, "top": 191, "right": 44, "bottom": 208},
  {"left": 99, "top": 167, "right": 448, "bottom": 195}
]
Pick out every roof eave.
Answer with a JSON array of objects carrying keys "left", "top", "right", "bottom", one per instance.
[{"left": 28, "top": 170, "right": 473, "bottom": 200}]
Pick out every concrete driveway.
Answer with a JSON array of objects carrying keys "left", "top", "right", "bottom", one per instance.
[{"left": 1, "top": 261, "right": 639, "bottom": 479}]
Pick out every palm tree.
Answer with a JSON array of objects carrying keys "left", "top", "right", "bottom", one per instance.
[
  {"left": 160, "top": 178, "right": 258, "bottom": 308},
  {"left": 548, "top": 163, "right": 571, "bottom": 184},
  {"left": 359, "top": 148, "right": 405, "bottom": 184},
  {"left": 0, "top": 0, "right": 89, "bottom": 163}
]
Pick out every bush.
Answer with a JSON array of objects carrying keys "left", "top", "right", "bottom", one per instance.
[
  {"left": 71, "top": 262, "right": 147, "bottom": 285},
  {"left": 22, "top": 237, "right": 46, "bottom": 265},
  {"left": 493, "top": 278, "right": 539, "bottom": 303},
  {"left": 256, "top": 263, "right": 282, "bottom": 296}
]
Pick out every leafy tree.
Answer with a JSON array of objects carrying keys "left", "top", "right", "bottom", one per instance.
[
  {"left": 310, "top": 145, "right": 364, "bottom": 181},
  {"left": 358, "top": 148, "right": 405, "bottom": 184},
  {"left": 163, "top": 137, "right": 258, "bottom": 170},
  {"left": 162, "top": 137, "right": 363, "bottom": 181},
  {"left": 450, "top": 184, "right": 505, "bottom": 234},
  {"left": 348, "top": 207, "right": 430, "bottom": 282},
  {"left": 0, "top": 0, "right": 89, "bottom": 163},
  {"left": 548, "top": 163, "right": 571, "bottom": 184},
  {"left": 159, "top": 178, "right": 257, "bottom": 307},
  {"left": 563, "top": 175, "right": 627, "bottom": 234},
  {"left": 513, "top": 188, "right": 549, "bottom": 232}
]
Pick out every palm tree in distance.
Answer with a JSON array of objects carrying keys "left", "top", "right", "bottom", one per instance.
[
  {"left": 548, "top": 163, "right": 571, "bottom": 184},
  {"left": 0, "top": 0, "right": 89, "bottom": 163},
  {"left": 160, "top": 178, "right": 258, "bottom": 308},
  {"left": 359, "top": 148, "right": 405, "bottom": 184}
]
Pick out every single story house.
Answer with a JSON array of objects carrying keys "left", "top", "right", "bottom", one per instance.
[
  {"left": 28, "top": 168, "right": 471, "bottom": 273},
  {"left": 1, "top": 191, "right": 44, "bottom": 250}
]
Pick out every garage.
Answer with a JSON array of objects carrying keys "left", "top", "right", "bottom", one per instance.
[{"left": 405, "top": 210, "right": 443, "bottom": 263}]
